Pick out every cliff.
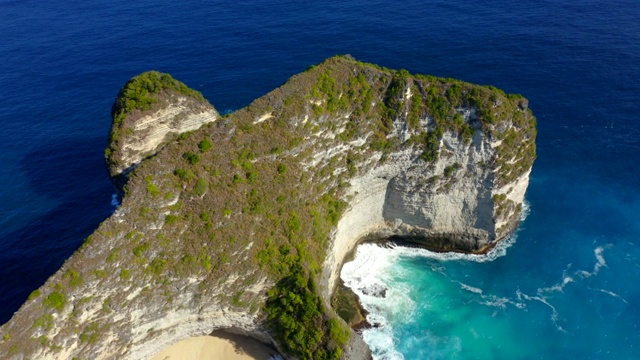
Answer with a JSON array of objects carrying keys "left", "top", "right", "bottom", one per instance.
[
  {"left": 105, "top": 71, "right": 219, "bottom": 192},
  {"left": 0, "top": 56, "right": 536, "bottom": 360}
]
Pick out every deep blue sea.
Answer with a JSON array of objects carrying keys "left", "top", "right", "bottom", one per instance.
[{"left": 1, "top": 1, "right": 639, "bottom": 358}]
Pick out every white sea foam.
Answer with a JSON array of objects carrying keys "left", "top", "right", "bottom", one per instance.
[
  {"left": 111, "top": 193, "right": 120, "bottom": 208},
  {"left": 343, "top": 241, "right": 616, "bottom": 355},
  {"left": 480, "top": 294, "right": 517, "bottom": 311},
  {"left": 517, "top": 291, "right": 566, "bottom": 332},
  {"left": 340, "top": 202, "right": 537, "bottom": 358},
  {"left": 578, "top": 245, "right": 610, "bottom": 278},
  {"left": 514, "top": 244, "right": 615, "bottom": 332},
  {"left": 460, "top": 282, "right": 483, "bottom": 294},
  {"left": 341, "top": 243, "right": 414, "bottom": 360},
  {"left": 589, "top": 288, "right": 628, "bottom": 304},
  {"left": 537, "top": 272, "right": 574, "bottom": 295},
  {"left": 344, "top": 236, "right": 612, "bottom": 356},
  {"left": 520, "top": 199, "right": 531, "bottom": 221}
]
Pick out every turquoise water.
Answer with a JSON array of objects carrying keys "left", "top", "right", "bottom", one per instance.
[
  {"left": 343, "top": 176, "right": 640, "bottom": 359},
  {"left": 1, "top": 1, "right": 639, "bottom": 358}
]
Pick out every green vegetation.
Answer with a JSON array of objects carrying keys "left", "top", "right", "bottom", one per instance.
[
  {"left": 174, "top": 168, "right": 195, "bottom": 181},
  {"left": 148, "top": 256, "right": 167, "bottom": 275},
  {"left": 79, "top": 322, "right": 101, "bottom": 344},
  {"left": 194, "top": 178, "right": 208, "bottom": 195},
  {"left": 246, "top": 171, "right": 258, "bottom": 184},
  {"left": 407, "top": 85, "right": 423, "bottom": 130},
  {"left": 493, "top": 193, "right": 519, "bottom": 221},
  {"left": 183, "top": 152, "right": 200, "bottom": 165},
  {"left": 120, "top": 269, "right": 131, "bottom": 281},
  {"left": 444, "top": 163, "right": 462, "bottom": 177},
  {"left": 419, "top": 127, "right": 444, "bottom": 162},
  {"left": 198, "top": 139, "right": 213, "bottom": 153},
  {"left": 165, "top": 214, "right": 179, "bottom": 225},
  {"left": 43, "top": 291, "right": 65, "bottom": 312},
  {"left": 27, "top": 289, "right": 40, "bottom": 301},
  {"left": 265, "top": 265, "right": 349, "bottom": 360},
  {"left": 382, "top": 70, "right": 408, "bottom": 127},
  {"left": 92, "top": 269, "right": 106, "bottom": 278},
  {"left": 145, "top": 175, "right": 160, "bottom": 196},
  {"left": 33, "top": 314, "right": 54, "bottom": 330},
  {"left": 106, "top": 249, "right": 119, "bottom": 262},
  {"left": 102, "top": 298, "right": 112, "bottom": 313},
  {"left": 112, "top": 72, "right": 203, "bottom": 121},
  {"left": 133, "top": 242, "right": 150, "bottom": 257},
  {"left": 64, "top": 269, "right": 83, "bottom": 288}
]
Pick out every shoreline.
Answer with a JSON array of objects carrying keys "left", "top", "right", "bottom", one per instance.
[{"left": 332, "top": 234, "right": 507, "bottom": 332}]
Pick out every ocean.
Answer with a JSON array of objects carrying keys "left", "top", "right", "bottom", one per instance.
[{"left": 1, "top": 1, "right": 638, "bottom": 358}]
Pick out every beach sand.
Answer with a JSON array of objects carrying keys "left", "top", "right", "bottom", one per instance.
[{"left": 150, "top": 331, "right": 280, "bottom": 360}]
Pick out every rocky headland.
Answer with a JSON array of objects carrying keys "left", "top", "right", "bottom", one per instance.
[{"left": 0, "top": 56, "right": 536, "bottom": 360}]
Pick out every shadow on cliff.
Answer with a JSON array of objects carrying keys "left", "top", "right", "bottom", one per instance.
[
  {"left": 0, "top": 137, "right": 114, "bottom": 324},
  {"left": 209, "top": 330, "right": 281, "bottom": 359}
]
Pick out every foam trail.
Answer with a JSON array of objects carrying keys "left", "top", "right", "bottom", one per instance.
[
  {"left": 537, "top": 268, "right": 574, "bottom": 295},
  {"left": 518, "top": 292, "right": 566, "bottom": 333},
  {"left": 459, "top": 282, "right": 483, "bottom": 294},
  {"left": 589, "top": 288, "right": 628, "bottom": 304},
  {"left": 519, "top": 245, "right": 615, "bottom": 332},
  {"left": 456, "top": 281, "right": 525, "bottom": 312},
  {"left": 577, "top": 245, "right": 611, "bottom": 278},
  {"left": 479, "top": 293, "right": 522, "bottom": 311}
]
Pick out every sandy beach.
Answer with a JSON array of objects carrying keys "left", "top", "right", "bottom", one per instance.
[{"left": 150, "top": 331, "right": 280, "bottom": 360}]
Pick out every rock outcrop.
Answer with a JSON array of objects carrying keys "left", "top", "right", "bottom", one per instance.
[
  {"left": 0, "top": 56, "right": 536, "bottom": 360},
  {"left": 106, "top": 71, "right": 219, "bottom": 193}
]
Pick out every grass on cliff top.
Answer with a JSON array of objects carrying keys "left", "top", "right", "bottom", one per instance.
[
  {"left": 111, "top": 71, "right": 204, "bottom": 124},
  {"left": 6, "top": 56, "right": 535, "bottom": 359}
]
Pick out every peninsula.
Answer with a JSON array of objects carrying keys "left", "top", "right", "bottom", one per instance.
[{"left": 0, "top": 56, "right": 536, "bottom": 360}]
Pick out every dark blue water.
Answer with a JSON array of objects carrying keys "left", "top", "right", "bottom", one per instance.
[{"left": 1, "top": 1, "right": 638, "bottom": 358}]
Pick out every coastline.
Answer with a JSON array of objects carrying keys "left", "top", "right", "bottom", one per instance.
[{"left": 332, "top": 234, "right": 508, "bottom": 332}]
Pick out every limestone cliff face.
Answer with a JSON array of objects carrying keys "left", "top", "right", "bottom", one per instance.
[
  {"left": 322, "top": 128, "right": 532, "bottom": 295},
  {"left": 0, "top": 57, "right": 535, "bottom": 360},
  {"left": 106, "top": 71, "right": 219, "bottom": 191},
  {"left": 109, "top": 95, "right": 218, "bottom": 176}
]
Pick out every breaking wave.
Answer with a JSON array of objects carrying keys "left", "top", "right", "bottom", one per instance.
[{"left": 339, "top": 202, "right": 627, "bottom": 358}]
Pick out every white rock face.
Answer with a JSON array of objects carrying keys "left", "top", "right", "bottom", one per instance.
[
  {"left": 23, "top": 279, "right": 271, "bottom": 360},
  {"left": 124, "top": 300, "right": 269, "bottom": 360},
  {"left": 322, "top": 128, "right": 530, "bottom": 296},
  {"left": 111, "top": 95, "right": 219, "bottom": 178}
]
